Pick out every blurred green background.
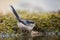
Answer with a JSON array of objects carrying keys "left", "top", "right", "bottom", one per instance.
[{"left": 0, "top": 10, "right": 60, "bottom": 34}]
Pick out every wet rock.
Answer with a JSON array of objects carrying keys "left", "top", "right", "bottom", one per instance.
[
  {"left": 31, "top": 31, "right": 40, "bottom": 37},
  {"left": 58, "top": 32, "right": 60, "bottom": 35}
]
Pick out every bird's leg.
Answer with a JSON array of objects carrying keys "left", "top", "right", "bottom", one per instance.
[{"left": 28, "top": 30, "right": 33, "bottom": 40}]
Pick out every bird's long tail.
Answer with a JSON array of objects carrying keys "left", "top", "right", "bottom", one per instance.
[{"left": 10, "top": 5, "right": 27, "bottom": 25}]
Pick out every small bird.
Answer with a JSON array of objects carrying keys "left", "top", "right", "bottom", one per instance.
[{"left": 10, "top": 5, "right": 35, "bottom": 32}]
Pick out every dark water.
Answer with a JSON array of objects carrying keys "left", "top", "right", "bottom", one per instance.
[{"left": 0, "top": 33, "right": 60, "bottom": 40}]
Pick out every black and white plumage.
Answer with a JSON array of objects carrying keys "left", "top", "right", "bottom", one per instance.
[{"left": 10, "top": 5, "right": 35, "bottom": 31}]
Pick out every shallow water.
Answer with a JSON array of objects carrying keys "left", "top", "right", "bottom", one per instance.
[
  {"left": 0, "top": 33, "right": 60, "bottom": 40},
  {"left": 0, "top": 35, "right": 59, "bottom": 40}
]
